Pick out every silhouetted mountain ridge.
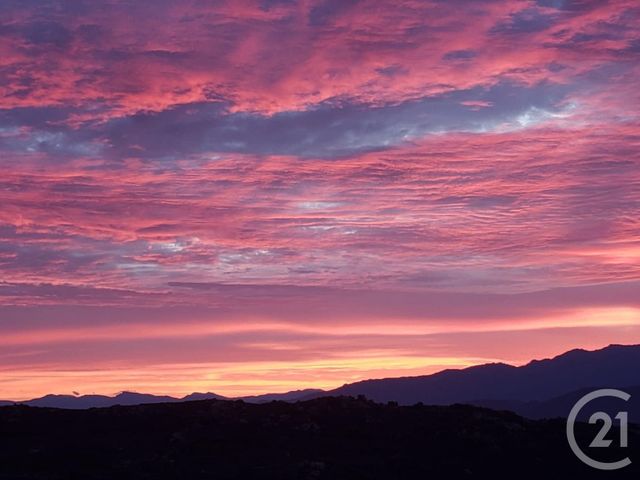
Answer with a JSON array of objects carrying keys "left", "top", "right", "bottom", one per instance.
[
  {"left": 3, "top": 388, "right": 320, "bottom": 409},
  {"left": 241, "top": 389, "right": 324, "bottom": 403},
  {"left": 325, "top": 344, "right": 640, "bottom": 407},
  {"left": 23, "top": 391, "right": 185, "bottom": 409},
  {"left": 3, "top": 344, "right": 638, "bottom": 418},
  {"left": 181, "top": 392, "right": 226, "bottom": 402},
  {"left": 475, "top": 385, "right": 640, "bottom": 420}
]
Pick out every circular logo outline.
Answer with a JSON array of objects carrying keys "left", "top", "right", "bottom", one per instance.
[{"left": 566, "top": 388, "right": 631, "bottom": 470}]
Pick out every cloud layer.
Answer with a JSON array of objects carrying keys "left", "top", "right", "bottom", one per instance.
[{"left": 1, "top": 0, "right": 639, "bottom": 399}]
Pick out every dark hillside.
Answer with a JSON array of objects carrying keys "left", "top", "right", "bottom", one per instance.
[{"left": 1, "top": 396, "right": 637, "bottom": 479}]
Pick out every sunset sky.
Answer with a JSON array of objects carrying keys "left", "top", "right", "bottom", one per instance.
[{"left": 1, "top": 0, "right": 639, "bottom": 401}]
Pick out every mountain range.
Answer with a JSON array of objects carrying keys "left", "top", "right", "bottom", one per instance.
[
  {"left": 1, "top": 388, "right": 323, "bottom": 409},
  {"left": 3, "top": 344, "right": 638, "bottom": 419}
]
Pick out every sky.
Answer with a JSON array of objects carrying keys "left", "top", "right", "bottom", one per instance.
[{"left": 1, "top": 0, "right": 639, "bottom": 401}]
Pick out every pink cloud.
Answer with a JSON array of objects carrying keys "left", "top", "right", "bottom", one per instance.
[
  {"left": 0, "top": 0, "right": 637, "bottom": 117},
  {"left": 1, "top": 0, "right": 639, "bottom": 399}
]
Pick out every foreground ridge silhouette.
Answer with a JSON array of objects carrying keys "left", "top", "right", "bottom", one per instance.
[{"left": 1, "top": 396, "right": 638, "bottom": 479}]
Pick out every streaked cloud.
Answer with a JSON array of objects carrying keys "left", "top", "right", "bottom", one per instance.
[{"left": 1, "top": 0, "right": 639, "bottom": 399}]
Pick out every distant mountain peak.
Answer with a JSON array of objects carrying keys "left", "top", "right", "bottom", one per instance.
[
  {"left": 182, "top": 392, "right": 226, "bottom": 401},
  {"left": 328, "top": 343, "right": 640, "bottom": 406},
  {"left": 3, "top": 344, "right": 639, "bottom": 411}
]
